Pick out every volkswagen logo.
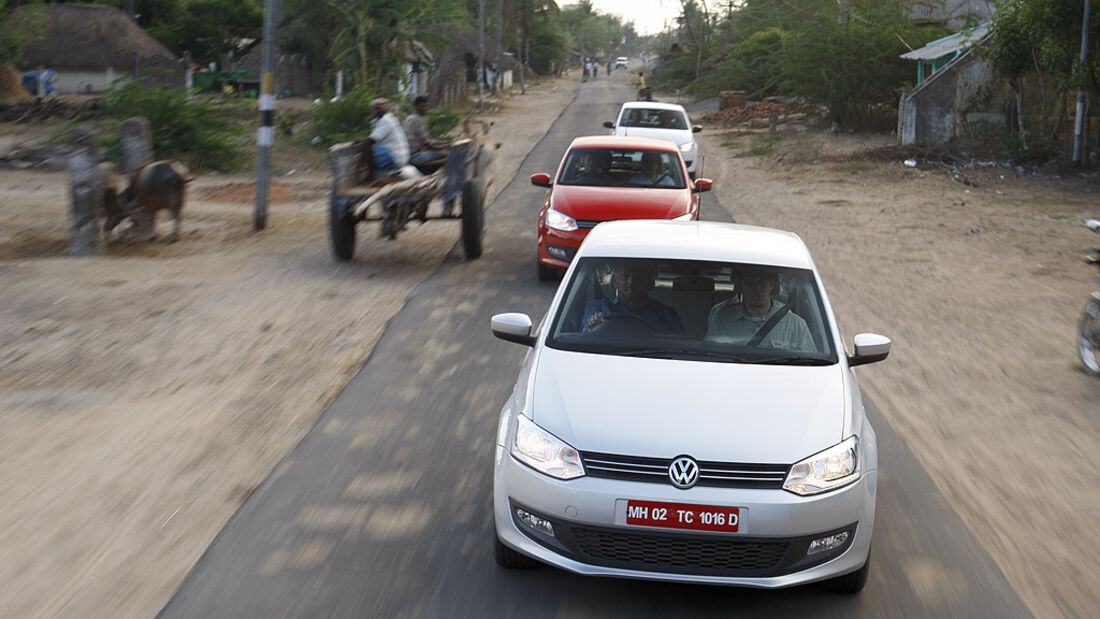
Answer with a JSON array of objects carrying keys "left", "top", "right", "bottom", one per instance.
[{"left": 668, "top": 456, "right": 699, "bottom": 489}]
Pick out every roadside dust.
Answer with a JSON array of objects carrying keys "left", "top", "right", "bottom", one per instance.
[
  {"left": 0, "top": 80, "right": 576, "bottom": 618},
  {"left": 700, "top": 126, "right": 1100, "bottom": 618}
]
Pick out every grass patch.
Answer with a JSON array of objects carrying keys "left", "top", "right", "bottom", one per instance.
[{"left": 832, "top": 162, "right": 877, "bottom": 173}]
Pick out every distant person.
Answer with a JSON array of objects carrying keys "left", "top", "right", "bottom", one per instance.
[
  {"left": 583, "top": 262, "right": 684, "bottom": 334},
  {"left": 707, "top": 268, "right": 815, "bottom": 351},
  {"left": 359, "top": 97, "right": 409, "bottom": 176},
  {"left": 403, "top": 95, "right": 448, "bottom": 168}
]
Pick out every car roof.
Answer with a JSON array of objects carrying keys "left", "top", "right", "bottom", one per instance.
[
  {"left": 620, "top": 101, "right": 688, "bottom": 113},
  {"left": 577, "top": 220, "right": 816, "bottom": 270},
  {"left": 568, "top": 135, "right": 680, "bottom": 151}
]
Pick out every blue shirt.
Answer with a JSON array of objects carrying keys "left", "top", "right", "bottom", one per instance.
[
  {"left": 582, "top": 297, "right": 685, "bottom": 335},
  {"left": 629, "top": 173, "right": 676, "bottom": 187}
]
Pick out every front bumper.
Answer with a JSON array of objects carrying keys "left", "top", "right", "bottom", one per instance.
[
  {"left": 537, "top": 227, "right": 588, "bottom": 269},
  {"left": 493, "top": 445, "right": 875, "bottom": 588}
]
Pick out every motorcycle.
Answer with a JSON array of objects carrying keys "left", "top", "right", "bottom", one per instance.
[{"left": 1078, "top": 219, "right": 1100, "bottom": 376}]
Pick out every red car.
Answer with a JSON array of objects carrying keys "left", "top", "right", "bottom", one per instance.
[{"left": 532, "top": 136, "right": 713, "bottom": 280}]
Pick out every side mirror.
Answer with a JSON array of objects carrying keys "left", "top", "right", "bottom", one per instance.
[
  {"left": 692, "top": 125, "right": 702, "bottom": 133},
  {"left": 491, "top": 313, "right": 536, "bottom": 346},
  {"left": 603, "top": 121, "right": 615, "bottom": 129},
  {"left": 530, "top": 173, "right": 552, "bottom": 188},
  {"left": 848, "top": 333, "right": 891, "bottom": 367},
  {"left": 693, "top": 178, "right": 713, "bottom": 193}
]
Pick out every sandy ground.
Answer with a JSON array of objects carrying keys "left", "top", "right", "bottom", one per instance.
[
  {"left": 0, "top": 80, "right": 576, "bottom": 618},
  {"left": 2, "top": 76, "right": 1099, "bottom": 618},
  {"left": 697, "top": 126, "right": 1100, "bottom": 618}
]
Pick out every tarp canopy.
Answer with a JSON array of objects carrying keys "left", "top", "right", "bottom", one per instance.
[{"left": 901, "top": 24, "right": 990, "bottom": 61}]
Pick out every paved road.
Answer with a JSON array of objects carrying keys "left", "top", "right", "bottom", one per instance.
[{"left": 160, "top": 74, "right": 1032, "bottom": 618}]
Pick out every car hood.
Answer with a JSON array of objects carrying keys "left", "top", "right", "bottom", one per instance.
[
  {"left": 529, "top": 347, "right": 847, "bottom": 464},
  {"left": 617, "top": 127, "right": 693, "bottom": 147},
  {"left": 552, "top": 185, "right": 691, "bottom": 221}
]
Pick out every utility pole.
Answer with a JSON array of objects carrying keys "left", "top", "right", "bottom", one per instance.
[
  {"left": 495, "top": 0, "right": 503, "bottom": 94},
  {"left": 254, "top": 0, "right": 278, "bottom": 230},
  {"left": 1072, "top": 0, "right": 1091, "bottom": 166},
  {"left": 478, "top": 0, "right": 485, "bottom": 113}
]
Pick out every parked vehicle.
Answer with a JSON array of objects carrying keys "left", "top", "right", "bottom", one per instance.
[
  {"left": 490, "top": 220, "right": 891, "bottom": 592},
  {"left": 531, "top": 136, "right": 712, "bottom": 281},
  {"left": 615, "top": 57, "right": 628, "bottom": 69},
  {"left": 604, "top": 102, "right": 702, "bottom": 176},
  {"left": 1078, "top": 219, "right": 1100, "bottom": 376}
]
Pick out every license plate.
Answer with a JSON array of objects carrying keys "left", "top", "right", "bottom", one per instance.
[{"left": 625, "top": 500, "right": 741, "bottom": 533}]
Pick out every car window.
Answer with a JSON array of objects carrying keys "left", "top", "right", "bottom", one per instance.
[
  {"left": 619, "top": 108, "right": 689, "bottom": 130},
  {"left": 547, "top": 257, "right": 837, "bottom": 364},
  {"left": 558, "top": 148, "right": 686, "bottom": 189}
]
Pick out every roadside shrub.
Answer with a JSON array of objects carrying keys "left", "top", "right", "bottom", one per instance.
[
  {"left": 100, "top": 79, "right": 249, "bottom": 171},
  {"left": 425, "top": 106, "right": 461, "bottom": 140},
  {"left": 310, "top": 85, "right": 379, "bottom": 147}
]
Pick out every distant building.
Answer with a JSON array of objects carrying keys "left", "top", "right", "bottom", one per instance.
[
  {"left": 897, "top": 23, "right": 1003, "bottom": 146},
  {"left": 7, "top": 3, "right": 182, "bottom": 94},
  {"left": 907, "top": 0, "right": 994, "bottom": 28}
]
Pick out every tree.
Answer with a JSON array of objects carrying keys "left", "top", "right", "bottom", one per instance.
[{"left": 987, "top": 0, "right": 1100, "bottom": 146}]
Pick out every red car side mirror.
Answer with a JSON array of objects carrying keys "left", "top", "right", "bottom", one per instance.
[
  {"left": 693, "top": 178, "right": 713, "bottom": 193},
  {"left": 530, "top": 173, "right": 552, "bottom": 188}
]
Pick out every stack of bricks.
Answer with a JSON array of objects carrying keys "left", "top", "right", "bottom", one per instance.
[{"left": 719, "top": 90, "right": 747, "bottom": 111}]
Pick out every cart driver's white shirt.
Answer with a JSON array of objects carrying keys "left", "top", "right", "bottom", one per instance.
[{"left": 370, "top": 112, "right": 410, "bottom": 167}]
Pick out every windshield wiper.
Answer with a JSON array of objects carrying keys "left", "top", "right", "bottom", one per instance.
[
  {"left": 752, "top": 355, "right": 834, "bottom": 366},
  {"left": 616, "top": 348, "right": 751, "bottom": 362}
]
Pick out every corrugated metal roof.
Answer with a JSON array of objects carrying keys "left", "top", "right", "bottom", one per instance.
[{"left": 901, "top": 24, "right": 990, "bottom": 60}]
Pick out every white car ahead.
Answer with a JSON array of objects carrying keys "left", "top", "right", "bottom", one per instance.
[
  {"left": 490, "top": 220, "right": 891, "bottom": 592},
  {"left": 604, "top": 102, "right": 701, "bottom": 176}
]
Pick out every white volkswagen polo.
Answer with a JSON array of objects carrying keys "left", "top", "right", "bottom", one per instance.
[
  {"left": 604, "top": 102, "right": 702, "bottom": 176},
  {"left": 490, "top": 220, "right": 891, "bottom": 592}
]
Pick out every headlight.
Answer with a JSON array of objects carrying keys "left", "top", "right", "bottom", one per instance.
[
  {"left": 545, "top": 207, "right": 578, "bottom": 232},
  {"left": 679, "top": 141, "right": 695, "bottom": 152},
  {"left": 511, "top": 415, "right": 585, "bottom": 480},
  {"left": 671, "top": 213, "right": 694, "bottom": 221},
  {"left": 783, "top": 436, "right": 859, "bottom": 495}
]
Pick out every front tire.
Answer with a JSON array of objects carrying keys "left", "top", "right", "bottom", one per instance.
[
  {"left": 1078, "top": 298, "right": 1100, "bottom": 377},
  {"left": 825, "top": 553, "right": 870, "bottom": 593},
  {"left": 494, "top": 533, "right": 537, "bottom": 569},
  {"left": 329, "top": 192, "right": 356, "bottom": 261},
  {"left": 537, "top": 259, "right": 557, "bottom": 282},
  {"left": 461, "top": 179, "right": 484, "bottom": 259}
]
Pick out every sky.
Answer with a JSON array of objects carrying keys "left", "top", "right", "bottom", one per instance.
[{"left": 589, "top": 0, "right": 682, "bottom": 36}]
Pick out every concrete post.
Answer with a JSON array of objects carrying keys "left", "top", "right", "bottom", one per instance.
[
  {"left": 67, "top": 129, "right": 101, "bottom": 256},
  {"left": 120, "top": 116, "right": 155, "bottom": 237}
]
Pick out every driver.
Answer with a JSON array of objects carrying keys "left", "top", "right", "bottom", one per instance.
[
  {"left": 583, "top": 262, "right": 684, "bottom": 334},
  {"left": 707, "top": 267, "right": 815, "bottom": 351},
  {"left": 630, "top": 151, "right": 675, "bottom": 186}
]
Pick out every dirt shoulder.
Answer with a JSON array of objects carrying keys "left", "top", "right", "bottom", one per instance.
[
  {"left": 698, "top": 126, "right": 1100, "bottom": 618},
  {"left": 0, "top": 79, "right": 577, "bottom": 618}
]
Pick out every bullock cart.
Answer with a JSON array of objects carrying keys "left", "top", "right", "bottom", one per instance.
[{"left": 327, "top": 138, "right": 488, "bottom": 260}]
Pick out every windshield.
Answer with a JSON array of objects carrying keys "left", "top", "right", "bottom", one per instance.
[
  {"left": 557, "top": 147, "right": 686, "bottom": 189},
  {"left": 546, "top": 257, "right": 837, "bottom": 364},
  {"left": 618, "top": 108, "right": 690, "bottom": 130}
]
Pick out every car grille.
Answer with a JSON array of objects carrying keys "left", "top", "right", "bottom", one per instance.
[
  {"left": 571, "top": 527, "right": 790, "bottom": 574},
  {"left": 575, "top": 219, "right": 602, "bottom": 230},
  {"left": 581, "top": 451, "right": 789, "bottom": 489}
]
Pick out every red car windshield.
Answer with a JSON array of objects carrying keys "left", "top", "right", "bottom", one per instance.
[{"left": 558, "top": 148, "right": 686, "bottom": 189}]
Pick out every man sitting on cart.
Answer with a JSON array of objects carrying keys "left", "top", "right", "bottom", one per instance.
[
  {"left": 403, "top": 95, "right": 448, "bottom": 169},
  {"left": 359, "top": 97, "right": 410, "bottom": 177}
]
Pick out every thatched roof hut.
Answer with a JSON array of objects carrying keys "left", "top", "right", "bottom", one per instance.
[{"left": 6, "top": 3, "right": 182, "bottom": 90}]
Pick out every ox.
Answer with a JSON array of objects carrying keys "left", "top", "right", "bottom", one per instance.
[{"left": 104, "top": 160, "right": 194, "bottom": 243}]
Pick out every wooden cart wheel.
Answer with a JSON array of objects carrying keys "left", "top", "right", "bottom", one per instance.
[
  {"left": 461, "top": 178, "right": 484, "bottom": 259},
  {"left": 330, "top": 190, "right": 356, "bottom": 261}
]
